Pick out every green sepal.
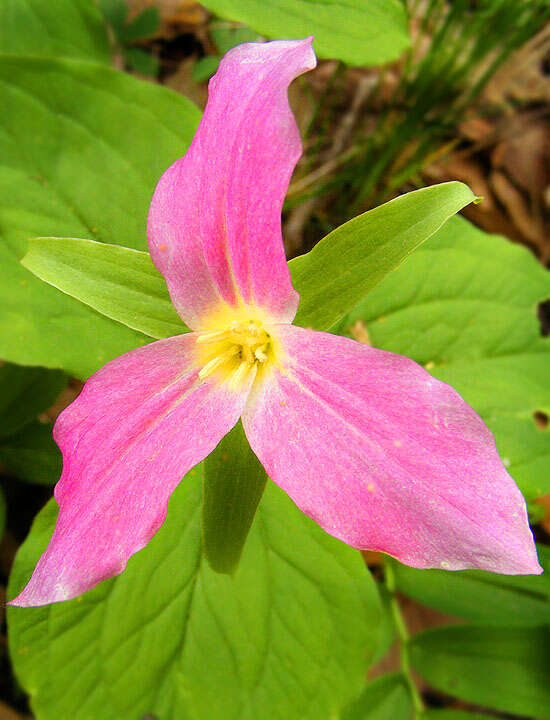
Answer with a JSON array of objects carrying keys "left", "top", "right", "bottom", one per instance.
[
  {"left": 22, "top": 237, "right": 186, "bottom": 340},
  {"left": 203, "top": 421, "right": 267, "bottom": 574},
  {"left": 291, "top": 182, "right": 476, "bottom": 332}
]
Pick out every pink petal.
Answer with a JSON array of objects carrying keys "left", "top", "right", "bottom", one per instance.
[
  {"left": 9, "top": 335, "right": 252, "bottom": 607},
  {"left": 147, "top": 39, "right": 316, "bottom": 329},
  {"left": 243, "top": 326, "right": 541, "bottom": 574}
]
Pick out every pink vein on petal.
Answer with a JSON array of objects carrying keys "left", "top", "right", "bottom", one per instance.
[
  {"left": 242, "top": 324, "right": 541, "bottom": 575},
  {"left": 147, "top": 38, "right": 316, "bottom": 329},
  {"left": 9, "top": 334, "right": 253, "bottom": 607}
]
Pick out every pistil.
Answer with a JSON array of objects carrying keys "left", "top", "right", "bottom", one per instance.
[{"left": 196, "top": 318, "right": 274, "bottom": 386}]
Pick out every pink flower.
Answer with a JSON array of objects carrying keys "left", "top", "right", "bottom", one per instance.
[{"left": 11, "top": 39, "right": 540, "bottom": 607}]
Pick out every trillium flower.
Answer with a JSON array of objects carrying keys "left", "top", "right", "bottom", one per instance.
[{"left": 11, "top": 38, "right": 540, "bottom": 608}]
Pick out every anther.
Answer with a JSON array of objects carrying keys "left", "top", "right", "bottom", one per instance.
[{"left": 196, "top": 317, "right": 273, "bottom": 385}]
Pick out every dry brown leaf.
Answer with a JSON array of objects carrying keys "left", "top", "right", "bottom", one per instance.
[
  {"left": 127, "top": 0, "right": 209, "bottom": 32},
  {"left": 490, "top": 170, "right": 546, "bottom": 247},
  {"left": 0, "top": 699, "right": 26, "bottom": 720},
  {"left": 40, "top": 379, "right": 83, "bottom": 424},
  {"left": 537, "top": 494, "right": 550, "bottom": 535},
  {"left": 485, "top": 25, "right": 550, "bottom": 106},
  {"left": 492, "top": 121, "right": 549, "bottom": 198},
  {"left": 163, "top": 56, "right": 208, "bottom": 107},
  {"left": 0, "top": 531, "right": 19, "bottom": 578},
  {"left": 349, "top": 320, "right": 371, "bottom": 345},
  {"left": 425, "top": 157, "right": 494, "bottom": 210},
  {"left": 368, "top": 595, "right": 459, "bottom": 682},
  {"left": 458, "top": 115, "right": 495, "bottom": 143},
  {"left": 362, "top": 550, "right": 383, "bottom": 566}
]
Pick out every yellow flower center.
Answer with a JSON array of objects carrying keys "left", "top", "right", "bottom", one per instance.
[{"left": 196, "top": 318, "right": 276, "bottom": 388}]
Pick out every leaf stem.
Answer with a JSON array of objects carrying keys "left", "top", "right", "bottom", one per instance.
[{"left": 384, "top": 559, "right": 425, "bottom": 717}]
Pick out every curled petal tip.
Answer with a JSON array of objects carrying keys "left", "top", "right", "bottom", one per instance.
[{"left": 148, "top": 38, "right": 316, "bottom": 328}]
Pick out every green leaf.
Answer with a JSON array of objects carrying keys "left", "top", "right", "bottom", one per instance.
[
  {"left": 203, "top": 421, "right": 267, "bottom": 574},
  {"left": 410, "top": 625, "right": 550, "bottom": 718},
  {"left": 0, "top": 364, "right": 66, "bottom": 440},
  {"left": 434, "top": 355, "right": 550, "bottom": 499},
  {"left": 346, "top": 215, "right": 550, "bottom": 500},
  {"left": 0, "top": 421, "right": 61, "bottom": 485},
  {"left": 22, "top": 238, "right": 186, "bottom": 339},
  {"left": 8, "top": 468, "right": 382, "bottom": 720},
  {"left": 493, "top": 415, "right": 550, "bottom": 500},
  {"left": 123, "top": 47, "right": 160, "bottom": 77},
  {"left": 527, "top": 497, "right": 546, "bottom": 525},
  {"left": 291, "top": 182, "right": 477, "bottom": 332},
  {"left": 342, "top": 673, "right": 413, "bottom": 720},
  {"left": 210, "top": 20, "right": 260, "bottom": 55},
  {"left": 389, "top": 546, "right": 550, "bottom": 627},
  {"left": 371, "top": 584, "right": 396, "bottom": 665},
  {"left": 199, "top": 0, "right": 410, "bottom": 66},
  {"left": 192, "top": 55, "right": 222, "bottom": 82},
  {"left": 0, "top": 56, "right": 200, "bottom": 377},
  {"left": 0, "top": 0, "right": 110, "bottom": 62},
  {"left": 119, "top": 7, "right": 160, "bottom": 43},
  {"left": 0, "top": 245, "right": 148, "bottom": 380},
  {"left": 98, "top": 0, "right": 128, "bottom": 36}
]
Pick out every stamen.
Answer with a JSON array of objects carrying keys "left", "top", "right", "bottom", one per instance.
[
  {"left": 196, "top": 329, "right": 230, "bottom": 344},
  {"left": 196, "top": 316, "right": 275, "bottom": 384},
  {"left": 198, "top": 346, "right": 240, "bottom": 379},
  {"left": 229, "top": 359, "right": 253, "bottom": 389}
]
